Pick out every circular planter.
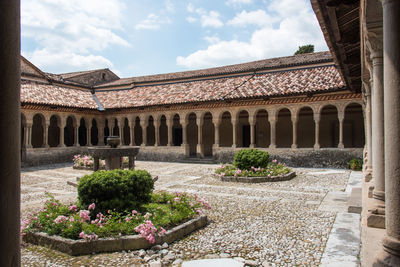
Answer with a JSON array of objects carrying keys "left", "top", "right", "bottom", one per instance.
[
  {"left": 217, "top": 171, "right": 296, "bottom": 183},
  {"left": 107, "top": 136, "right": 120, "bottom": 148}
]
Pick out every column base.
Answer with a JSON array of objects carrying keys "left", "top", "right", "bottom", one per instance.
[
  {"left": 373, "top": 236, "right": 400, "bottom": 266},
  {"left": 338, "top": 143, "right": 344, "bottom": 149},
  {"left": 373, "top": 190, "right": 386, "bottom": 202},
  {"left": 231, "top": 144, "right": 237, "bottom": 148},
  {"left": 314, "top": 144, "right": 320, "bottom": 149},
  {"left": 364, "top": 168, "right": 373, "bottom": 182},
  {"left": 269, "top": 144, "right": 276, "bottom": 149},
  {"left": 249, "top": 144, "right": 255, "bottom": 148},
  {"left": 291, "top": 144, "right": 297, "bottom": 149}
]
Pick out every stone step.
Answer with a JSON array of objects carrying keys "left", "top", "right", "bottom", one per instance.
[{"left": 347, "top": 187, "right": 362, "bottom": 214}]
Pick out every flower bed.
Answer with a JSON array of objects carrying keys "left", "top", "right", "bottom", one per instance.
[
  {"left": 215, "top": 159, "right": 295, "bottom": 183},
  {"left": 22, "top": 191, "right": 210, "bottom": 255},
  {"left": 72, "top": 154, "right": 129, "bottom": 170}
]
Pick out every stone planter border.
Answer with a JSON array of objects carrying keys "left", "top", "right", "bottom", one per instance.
[
  {"left": 73, "top": 163, "right": 129, "bottom": 170},
  {"left": 23, "top": 215, "right": 208, "bottom": 256},
  {"left": 219, "top": 171, "right": 296, "bottom": 183}
]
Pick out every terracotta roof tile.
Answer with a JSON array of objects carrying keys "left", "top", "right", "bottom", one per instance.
[
  {"left": 95, "top": 65, "right": 345, "bottom": 109},
  {"left": 21, "top": 80, "right": 98, "bottom": 109}
]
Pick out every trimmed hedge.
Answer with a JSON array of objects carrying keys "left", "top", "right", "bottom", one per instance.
[
  {"left": 348, "top": 158, "right": 363, "bottom": 171},
  {"left": 78, "top": 169, "right": 154, "bottom": 214},
  {"left": 233, "top": 149, "right": 270, "bottom": 170}
]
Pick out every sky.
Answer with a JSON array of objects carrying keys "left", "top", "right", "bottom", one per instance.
[{"left": 21, "top": 0, "right": 328, "bottom": 78}]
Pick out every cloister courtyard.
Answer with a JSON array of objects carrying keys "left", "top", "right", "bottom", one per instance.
[{"left": 20, "top": 161, "right": 361, "bottom": 266}]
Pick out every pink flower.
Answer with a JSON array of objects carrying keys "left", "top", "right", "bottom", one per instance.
[
  {"left": 69, "top": 205, "right": 77, "bottom": 212},
  {"left": 79, "top": 231, "right": 86, "bottom": 239},
  {"left": 88, "top": 203, "right": 95, "bottom": 210},
  {"left": 54, "top": 215, "right": 68, "bottom": 224},
  {"left": 131, "top": 210, "right": 138, "bottom": 216},
  {"left": 273, "top": 159, "right": 278, "bottom": 164},
  {"left": 79, "top": 210, "right": 90, "bottom": 222}
]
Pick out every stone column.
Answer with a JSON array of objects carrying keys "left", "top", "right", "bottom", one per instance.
[
  {"left": 118, "top": 118, "right": 124, "bottom": 144},
  {"left": 26, "top": 122, "right": 33, "bottom": 148},
  {"left": 154, "top": 118, "right": 160, "bottom": 147},
  {"left": 338, "top": 111, "right": 345, "bottom": 149},
  {"left": 314, "top": 112, "right": 321, "bottom": 149},
  {"left": 86, "top": 125, "right": 91, "bottom": 146},
  {"left": 166, "top": 116, "right": 173, "bottom": 146},
  {"left": 109, "top": 118, "right": 115, "bottom": 136},
  {"left": 129, "top": 119, "right": 135, "bottom": 146},
  {"left": 249, "top": 116, "right": 255, "bottom": 148},
  {"left": 367, "top": 34, "right": 385, "bottom": 202},
  {"left": 181, "top": 118, "right": 189, "bottom": 156},
  {"left": 141, "top": 118, "right": 147, "bottom": 146},
  {"left": 212, "top": 116, "right": 221, "bottom": 149},
  {"left": 364, "top": 84, "right": 373, "bottom": 181},
  {"left": 44, "top": 118, "right": 50, "bottom": 148},
  {"left": 269, "top": 111, "right": 276, "bottom": 149},
  {"left": 232, "top": 118, "right": 237, "bottom": 148},
  {"left": 74, "top": 120, "right": 79, "bottom": 146},
  {"left": 59, "top": 116, "right": 66, "bottom": 147},
  {"left": 98, "top": 120, "right": 105, "bottom": 146},
  {"left": 291, "top": 113, "right": 298, "bottom": 149},
  {"left": 374, "top": 1, "right": 400, "bottom": 265},
  {"left": 0, "top": 0, "right": 21, "bottom": 264},
  {"left": 196, "top": 116, "right": 203, "bottom": 157}
]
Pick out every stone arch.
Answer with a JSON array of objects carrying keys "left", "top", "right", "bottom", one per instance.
[
  {"left": 320, "top": 105, "right": 339, "bottom": 148},
  {"left": 297, "top": 106, "right": 315, "bottom": 148},
  {"left": 123, "top": 118, "right": 130, "bottom": 145},
  {"left": 172, "top": 114, "right": 182, "bottom": 146},
  {"left": 202, "top": 112, "right": 214, "bottom": 157},
  {"left": 159, "top": 115, "right": 168, "bottom": 146},
  {"left": 276, "top": 108, "right": 292, "bottom": 148},
  {"left": 255, "top": 109, "right": 270, "bottom": 148},
  {"left": 147, "top": 116, "right": 155, "bottom": 146},
  {"left": 344, "top": 103, "right": 365, "bottom": 148},
  {"left": 48, "top": 115, "right": 60, "bottom": 147},
  {"left": 64, "top": 116, "right": 76, "bottom": 146},
  {"left": 32, "top": 113, "right": 45, "bottom": 148},
  {"left": 187, "top": 113, "right": 198, "bottom": 156},
  {"left": 219, "top": 111, "right": 233, "bottom": 147},
  {"left": 78, "top": 118, "right": 87, "bottom": 146},
  {"left": 104, "top": 119, "right": 110, "bottom": 145},
  {"left": 237, "top": 110, "right": 250, "bottom": 147},
  {"left": 91, "top": 119, "right": 99, "bottom": 146},
  {"left": 134, "top": 117, "right": 142, "bottom": 146}
]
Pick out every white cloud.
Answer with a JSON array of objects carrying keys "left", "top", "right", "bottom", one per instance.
[
  {"left": 194, "top": 8, "right": 224, "bottom": 28},
  {"left": 227, "top": 10, "right": 276, "bottom": 27},
  {"left": 226, "top": 0, "right": 253, "bottom": 6},
  {"left": 187, "top": 3, "right": 195, "bottom": 13},
  {"left": 204, "top": 35, "right": 221, "bottom": 44},
  {"left": 186, "top": 16, "right": 197, "bottom": 23},
  {"left": 21, "top": 0, "right": 128, "bottom": 72},
  {"left": 177, "top": 0, "right": 327, "bottom": 69},
  {"left": 135, "top": 14, "right": 171, "bottom": 30}
]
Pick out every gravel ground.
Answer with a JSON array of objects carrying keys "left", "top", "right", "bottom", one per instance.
[{"left": 21, "top": 161, "right": 351, "bottom": 267}]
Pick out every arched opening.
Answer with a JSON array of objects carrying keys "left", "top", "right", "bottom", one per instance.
[
  {"left": 123, "top": 118, "right": 130, "bottom": 145},
  {"left": 113, "top": 118, "right": 119, "bottom": 136},
  {"left": 238, "top": 110, "right": 250, "bottom": 147},
  {"left": 202, "top": 112, "right": 214, "bottom": 157},
  {"left": 104, "top": 119, "right": 110, "bottom": 145},
  {"left": 159, "top": 115, "right": 168, "bottom": 146},
  {"left": 187, "top": 113, "right": 198, "bottom": 156},
  {"left": 344, "top": 103, "right": 365, "bottom": 148},
  {"left": 78, "top": 118, "right": 87, "bottom": 146},
  {"left": 320, "top": 105, "right": 339, "bottom": 148},
  {"left": 276, "top": 108, "right": 292, "bottom": 148},
  {"left": 32, "top": 114, "right": 44, "bottom": 148},
  {"left": 255, "top": 109, "right": 270, "bottom": 148},
  {"left": 64, "top": 116, "right": 75, "bottom": 146},
  {"left": 297, "top": 107, "right": 315, "bottom": 148},
  {"left": 48, "top": 115, "right": 60, "bottom": 147},
  {"left": 147, "top": 116, "right": 155, "bottom": 146},
  {"left": 172, "top": 114, "right": 182, "bottom": 146},
  {"left": 91, "top": 119, "right": 99, "bottom": 146},
  {"left": 134, "top": 117, "right": 143, "bottom": 146},
  {"left": 219, "top": 111, "right": 233, "bottom": 147}
]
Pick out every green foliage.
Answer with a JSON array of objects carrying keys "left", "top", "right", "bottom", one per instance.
[
  {"left": 216, "top": 161, "right": 291, "bottom": 177},
  {"left": 348, "top": 158, "right": 363, "bottom": 171},
  {"left": 294, "top": 44, "right": 314, "bottom": 55},
  {"left": 77, "top": 169, "right": 154, "bottom": 214},
  {"left": 233, "top": 149, "right": 270, "bottom": 170}
]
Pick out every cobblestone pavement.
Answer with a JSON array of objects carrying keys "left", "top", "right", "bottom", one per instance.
[{"left": 21, "top": 161, "right": 353, "bottom": 267}]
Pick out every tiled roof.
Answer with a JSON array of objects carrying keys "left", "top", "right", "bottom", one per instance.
[
  {"left": 96, "top": 51, "right": 333, "bottom": 87},
  {"left": 95, "top": 65, "right": 345, "bottom": 109},
  {"left": 21, "top": 80, "right": 98, "bottom": 109}
]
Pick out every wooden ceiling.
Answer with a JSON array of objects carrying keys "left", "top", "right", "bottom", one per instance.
[{"left": 311, "top": 0, "right": 361, "bottom": 92}]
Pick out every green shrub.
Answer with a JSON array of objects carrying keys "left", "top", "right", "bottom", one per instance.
[
  {"left": 233, "top": 149, "right": 270, "bottom": 170},
  {"left": 78, "top": 169, "right": 154, "bottom": 214},
  {"left": 348, "top": 158, "right": 363, "bottom": 171}
]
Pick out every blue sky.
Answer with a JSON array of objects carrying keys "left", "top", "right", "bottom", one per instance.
[{"left": 21, "top": 0, "right": 328, "bottom": 78}]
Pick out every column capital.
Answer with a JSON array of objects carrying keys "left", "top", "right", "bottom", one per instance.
[
  {"left": 313, "top": 112, "right": 321, "bottom": 122},
  {"left": 212, "top": 117, "right": 221, "bottom": 126},
  {"left": 366, "top": 30, "right": 383, "bottom": 62},
  {"left": 338, "top": 111, "right": 345, "bottom": 122}
]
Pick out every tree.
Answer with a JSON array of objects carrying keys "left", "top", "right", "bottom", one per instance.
[{"left": 294, "top": 45, "right": 314, "bottom": 55}]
